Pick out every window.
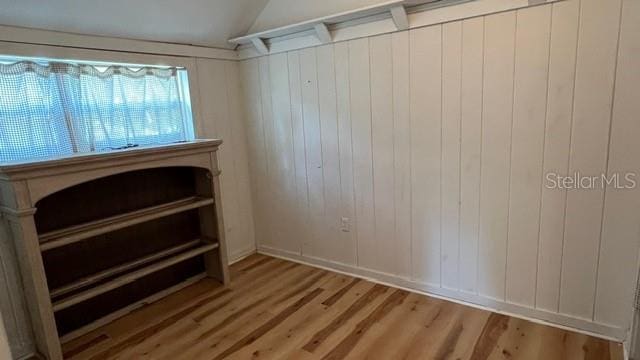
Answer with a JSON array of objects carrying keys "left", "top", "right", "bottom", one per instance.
[{"left": 0, "top": 56, "right": 195, "bottom": 164}]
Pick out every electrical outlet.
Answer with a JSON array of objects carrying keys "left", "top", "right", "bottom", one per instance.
[{"left": 340, "top": 217, "right": 351, "bottom": 232}]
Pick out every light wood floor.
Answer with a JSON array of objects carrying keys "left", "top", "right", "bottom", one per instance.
[{"left": 62, "top": 254, "right": 624, "bottom": 359}]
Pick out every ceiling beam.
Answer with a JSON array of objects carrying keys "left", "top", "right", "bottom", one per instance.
[
  {"left": 390, "top": 5, "right": 409, "bottom": 30},
  {"left": 313, "top": 23, "right": 332, "bottom": 44},
  {"left": 250, "top": 37, "right": 269, "bottom": 55}
]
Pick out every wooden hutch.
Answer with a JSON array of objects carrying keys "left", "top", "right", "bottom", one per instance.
[{"left": 0, "top": 140, "right": 229, "bottom": 359}]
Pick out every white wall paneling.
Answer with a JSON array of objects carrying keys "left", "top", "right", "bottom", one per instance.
[
  {"left": 370, "top": 34, "right": 395, "bottom": 275},
  {"left": 478, "top": 10, "right": 515, "bottom": 302},
  {"left": 409, "top": 25, "right": 442, "bottom": 286},
  {"left": 595, "top": 0, "right": 640, "bottom": 328},
  {"left": 458, "top": 16, "right": 484, "bottom": 295},
  {"left": 441, "top": 20, "right": 462, "bottom": 291},
  {"left": 505, "top": 4, "right": 551, "bottom": 308},
  {"left": 391, "top": 31, "right": 412, "bottom": 279},
  {"left": 349, "top": 38, "right": 377, "bottom": 270},
  {"left": 299, "top": 47, "right": 326, "bottom": 258},
  {"left": 242, "top": 0, "right": 640, "bottom": 341},
  {"left": 334, "top": 42, "right": 358, "bottom": 266},
  {"left": 287, "top": 51, "right": 312, "bottom": 258},
  {"left": 559, "top": 0, "right": 622, "bottom": 321},
  {"left": 194, "top": 58, "right": 257, "bottom": 261},
  {"left": 536, "top": 0, "right": 580, "bottom": 314},
  {"left": 316, "top": 44, "right": 343, "bottom": 262},
  {"left": 239, "top": 58, "right": 270, "bottom": 255},
  {"left": 257, "top": 56, "right": 279, "bottom": 251},
  {"left": 224, "top": 62, "right": 257, "bottom": 260},
  {"left": 267, "top": 52, "right": 298, "bottom": 254}
]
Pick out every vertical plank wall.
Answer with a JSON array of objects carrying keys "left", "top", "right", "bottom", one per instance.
[
  {"left": 239, "top": 0, "right": 640, "bottom": 340},
  {"left": 195, "top": 59, "right": 256, "bottom": 262}
]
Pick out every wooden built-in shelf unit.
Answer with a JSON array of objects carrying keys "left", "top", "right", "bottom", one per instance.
[{"left": 0, "top": 140, "right": 229, "bottom": 360}]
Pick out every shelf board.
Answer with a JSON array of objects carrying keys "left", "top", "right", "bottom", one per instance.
[
  {"left": 52, "top": 240, "right": 218, "bottom": 312},
  {"left": 50, "top": 239, "right": 203, "bottom": 299},
  {"left": 228, "top": 0, "right": 405, "bottom": 45},
  {"left": 59, "top": 272, "right": 208, "bottom": 343},
  {"left": 39, "top": 196, "right": 214, "bottom": 251}
]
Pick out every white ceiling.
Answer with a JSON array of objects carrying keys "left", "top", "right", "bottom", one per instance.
[{"left": 0, "top": 0, "right": 270, "bottom": 49}]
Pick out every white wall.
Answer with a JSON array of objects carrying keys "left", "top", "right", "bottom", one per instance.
[
  {"left": 195, "top": 58, "right": 256, "bottom": 261},
  {"left": 240, "top": 0, "right": 640, "bottom": 341}
]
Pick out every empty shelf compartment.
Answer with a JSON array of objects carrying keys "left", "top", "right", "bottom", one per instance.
[
  {"left": 51, "top": 239, "right": 219, "bottom": 312},
  {"left": 39, "top": 196, "right": 214, "bottom": 251}
]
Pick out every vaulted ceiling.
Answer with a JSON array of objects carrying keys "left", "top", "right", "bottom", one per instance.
[{"left": 0, "top": 0, "right": 270, "bottom": 49}]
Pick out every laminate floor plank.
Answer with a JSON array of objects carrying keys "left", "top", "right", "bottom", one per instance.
[
  {"left": 277, "top": 280, "right": 388, "bottom": 359},
  {"left": 175, "top": 269, "right": 336, "bottom": 359},
  {"left": 143, "top": 263, "right": 321, "bottom": 359},
  {"left": 131, "top": 262, "right": 314, "bottom": 359},
  {"left": 62, "top": 254, "right": 623, "bottom": 360},
  {"left": 228, "top": 273, "right": 358, "bottom": 359}
]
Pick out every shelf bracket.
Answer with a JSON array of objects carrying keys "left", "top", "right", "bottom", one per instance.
[
  {"left": 314, "top": 23, "right": 332, "bottom": 44},
  {"left": 250, "top": 37, "right": 269, "bottom": 55},
  {"left": 390, "top": 5, "right": 409, "bottom": 31}
]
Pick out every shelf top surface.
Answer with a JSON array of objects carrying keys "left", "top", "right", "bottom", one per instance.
[
  {"left": 229, "top": 0, "right": 405, "bottom": 44},
  {"left": 0, "top": 139, "right": 222, "bottom": 177}
]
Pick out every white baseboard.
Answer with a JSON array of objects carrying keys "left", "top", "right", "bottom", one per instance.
[
  {"left": 257, "top": 245, "right": 626, "bottom": 342},
  {"left": 228, "top": 246, "right": 257, "bottom": 265}
]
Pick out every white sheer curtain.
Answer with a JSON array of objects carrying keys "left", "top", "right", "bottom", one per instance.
[{"left": 0, "top": 60, "right": 194, "bottom": 163}]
